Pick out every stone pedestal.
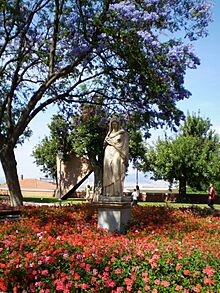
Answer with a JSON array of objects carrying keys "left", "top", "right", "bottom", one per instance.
[{"left": 95, "top": 196, "right": 131, "bottom": 233}]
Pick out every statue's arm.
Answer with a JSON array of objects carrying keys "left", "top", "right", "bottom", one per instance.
[
  {"left": 113, "top": 133, "right": 129, "bottom": 163},
  {"left": 104, "top": 132, "right": 129, "bottom": 160}
]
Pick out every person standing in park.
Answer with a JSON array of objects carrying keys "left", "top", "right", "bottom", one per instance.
[
  {"left": 136, "top": 185, "right": 140, "bottom": 201},
  {"left": 85, "top": 185, "right": 92, "bottom": 202},
  {"left": 132, "top": 189, "right": 138, "bottom": 205},
  {"left": 208, "top": 183, "right": 216, "bottom": 209}
]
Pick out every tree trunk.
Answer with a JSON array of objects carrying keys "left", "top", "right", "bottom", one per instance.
[
  {"left": 93, "top": 165, "right": 102, "bottom": 202},
  {"left": 179, "top": 174, "right": 187, "bottom": 201},
  {"left": 0, "top": 148, "right": 23, "bottom": 207}
]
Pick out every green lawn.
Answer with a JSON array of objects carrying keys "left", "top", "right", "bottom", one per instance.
[
  {"left": 23, "top": 196, "right": 85, "bottom": 204},
  {"left": 22, "top": 196, "right": 220, "bottom": 210},
  {"left": 140, "top": 201, "right": 220, "bottom": 210}
]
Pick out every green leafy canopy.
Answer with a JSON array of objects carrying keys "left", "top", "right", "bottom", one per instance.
[{"left": 143, "top": 112, "right": 220, "bottom": 195}]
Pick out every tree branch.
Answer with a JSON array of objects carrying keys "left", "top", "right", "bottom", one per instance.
[
  {"left": 49, "top": 0, "right": 64, "bottom": 76},
  {"left": 10, "top": 49, "right": 93, "bottom": 144}
]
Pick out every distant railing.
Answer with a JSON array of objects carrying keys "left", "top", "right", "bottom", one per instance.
[{"left": 137, "top": 193, "right": 220, "bottom": 204}]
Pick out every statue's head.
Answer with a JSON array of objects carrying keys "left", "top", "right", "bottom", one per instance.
[{"left": 109, "top": 118, "right": 120, "bottom": 132}]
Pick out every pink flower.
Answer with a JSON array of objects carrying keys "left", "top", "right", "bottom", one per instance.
[
  {"left": 116, "top": 287, "right": 123, "bottom": 292},
  {"left": 175, "top": 285, "right": 183, "bottom": 291},
  {"left": 85, "top": 264, "right": 91, "bottom": 272},
  {"left": 130, "top": 274, "right": 136, "bottom": 281},
  {"left": 142, "top": 272, "right": 149, "bottom": 283},
  {"left": 35, "top": 281, "right": 43, "bottom": 287},
  {"left": 203, "top": 266, "right": 215, "bottom": 277},
  {"left": 105, "top": 279, "right": 116, "bottom": 287},
  {"left": 154, "top": 279, "right": 160, "bottom": 285},
  {"left": 102, "top": 271, "right": 109, "bottom": 281},
  {"left": 143, "top": 276, "right": 149, "bottom": 283},
  {"left": 183, "top": 270, "right": 190, "bottom": 276},
  {"left": 141, "top": 272, "right": 148, "bottom": 278},
  {"left": 122, "top": 255, "right": 132, "bottom": 261},
  {"left": 54, "top": 279, "right": 64, "bottom": 291},
  {"left": 124, "top": 278, "right": 133, "bottom": 286},
  {"left": 192, "top": 284, "right": 202, "bottom": 292},
  {"left": 114, "top": 268, "right": 122, "bottom": 274},
  {"left": 161, "top": 281, "right": 170, "bottom": 287},
  {"left": 63, "top": 252, "right": 69, "bottom": 259},
  {"left": 45, "top": 256, "right": 51, "bottom": 262},
  {"left": 176, "top": 263, "right": 182, "bottom": 271},
  {"left": 91, "top": 277, "right": 96, "bottom": 283},
  {"left": 41, "top": 270, "right": 48, "bottom": 276},
  {"left": 204, "top": 277, "right": 215, "bottom": 285},
  {"left": 81, "top": 283, "right": 90, "bottom": 289}
]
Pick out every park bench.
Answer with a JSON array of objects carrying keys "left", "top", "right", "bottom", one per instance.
[
  {"left": 0, "top": 194, "right": 21, "bottom": 221},
  {"left": 0, "top": 209, "right": 22, "bottom": 222}
]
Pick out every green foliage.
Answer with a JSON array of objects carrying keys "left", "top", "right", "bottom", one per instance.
[
  {"left": 70, "top": 104, "right": 108, "bottom": 163},
  {"left": 143, "top": 112, "right": 220, "bottom": 194},
  {"left": 129, "top": 129, "right": 146, "bottom": 169},
  {"left": 32, "top": 104, "right": 148, "bottom": 179},
  {"left": 48, "top": 114, "right": 73, "bottom": 156},
  {"left": 32, "top": 136, "right": 57, "bottom": 180}
]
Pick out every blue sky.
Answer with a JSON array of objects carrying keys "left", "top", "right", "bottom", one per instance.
[
  {"left": 178, "top": 0, "right": 220, "bottom": 131},
  {"left": 0, "top": 1, "right": 220, "bottom": 182}
]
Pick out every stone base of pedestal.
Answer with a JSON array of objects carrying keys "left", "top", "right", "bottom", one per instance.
[
  {"left": 94, "top": 196, "right": 131, "bottom": 233},
  {"left": 99, "top": 195, "right": 131, "bottom": 203}
]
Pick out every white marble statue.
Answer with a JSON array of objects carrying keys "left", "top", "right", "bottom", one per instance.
[{"left": 103, "top": 119, "right": 129, "bottom": 196}]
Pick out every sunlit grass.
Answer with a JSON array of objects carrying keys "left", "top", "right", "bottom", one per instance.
[
  {"left": 22, "top": 196, "right": 85, "bottom": 204},
  {"left": 140, "top": 201, "right": 220, "bottom": 210},
  {"left": 22, "top": 196, "right": 220, "bottom": 211}
]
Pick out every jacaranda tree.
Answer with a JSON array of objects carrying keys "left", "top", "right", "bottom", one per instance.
[{"left": 0, "top": 0, "right": 212, "bottom": 206}]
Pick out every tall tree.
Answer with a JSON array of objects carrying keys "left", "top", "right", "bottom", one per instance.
[
  {"left": 0, "top": 0, "right": 212, "bottom": 206},
  {"left": 143, "top": 113, "right": 220, "bottom": 198},
  {"left": 70, "top": 103, "right": 108, "bottom": 197}
]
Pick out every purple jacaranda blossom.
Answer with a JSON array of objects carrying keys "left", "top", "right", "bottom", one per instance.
[
  {"left": 137, "top": 30, "right": 153, "bottom": 42},
  {"left": 109, "top": 1, "right": 160, "bottom": 25},
  {"left": 71, "top": 45, "right": 92, "bottom": 56}
]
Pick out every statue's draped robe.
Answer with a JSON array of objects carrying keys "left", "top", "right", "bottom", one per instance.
[{"left": 103, "top": 129, "right": 129, "bottom": 196}]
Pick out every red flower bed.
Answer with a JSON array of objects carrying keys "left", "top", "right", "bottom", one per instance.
[{"left": 0, "top": 204, "right": 219, "bottom": 292}]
